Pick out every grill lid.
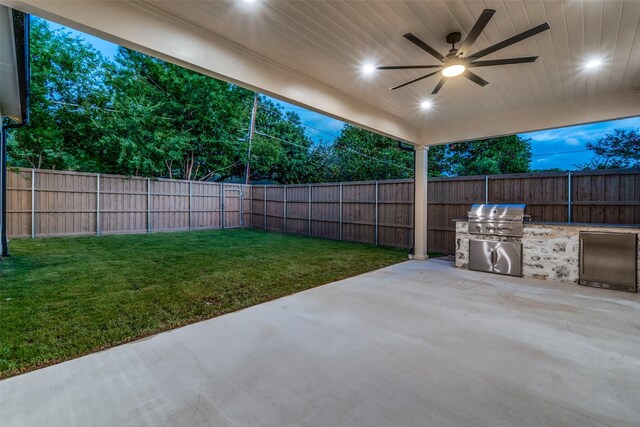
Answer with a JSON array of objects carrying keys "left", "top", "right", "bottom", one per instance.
[{"left": 468, "top": 204, "right": 526, "bottom": 221}]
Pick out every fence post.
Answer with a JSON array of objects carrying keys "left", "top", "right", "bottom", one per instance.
[
  {"left": 283, "top": 185, "right": 287, "bottom": 234},
  {"left": 567, "top": 172, "right": 573, "bottom": 223},
  {"left": 375, "top": 181, "right": 379, "bottom": 245},
  {"left": 264, "top": 185, "right": 267, "bottom": 231},
  {"left": 484, "top": 175, "right": 489, "bottom": 204},
  {"left": 147, "top": 178, "right": 151, "bottom": 233},
  {"left": 339, "top": 183, "right": 343, "bottom": 241},
  {"left": 31, "top": 169, "right": 35, "bottom": 238},
  {"left": 221, "top": 182, "right": 225, "bottom": 229},
  {"left": 250, "top": 186, "right": 253, "bottom": 229},
  {"left": 96, "top": 174, "right": 100, "bottom": 236},
  {"left": 308, "top": 184, "right": 312, "bottom": 237},
  {"left": 188, "top": 180, "right": 192, "bottom": 231},
  {"left": 240, "top": 186, "right": 244, "bottom": 228}
]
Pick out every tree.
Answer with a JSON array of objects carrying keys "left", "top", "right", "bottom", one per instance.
[
  {"left": 577, "top": 128, "right": 639, "bottom": 170},
  {"left": 6, "top": 18, "right": 110, "bottom": 170},
  {"left": 100, "top": 48, "right": 253, "bottom": 180},
  {"left": 248, "top": 99, "right": 315, "bottom": 184},
  {"left": 97, "top": 51, "right": 313, "bottom": 183},
  {"left": 444, "top": 135, "right": 532, "bottom": 176},
  {"left": 326, "top": 125, "right": 414, "bottom": 182},
  {"left": 6, "top": 21, "right": 314, "bottom": 183}
]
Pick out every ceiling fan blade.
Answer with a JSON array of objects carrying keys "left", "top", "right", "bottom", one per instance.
[
  {"left": 457, "top": 9, "right": 495, "bottom": 57},
  {"left": 390, "top": 70, "right": 440, "bottom": 90},
  {"left": 431, "top": 78, "right": 446, "bottom": 95},
  {"left": 377, "top": 65, "right": 442, "bottom": 70},
  {"left": 466, "top": 22, "right": 550, "bottom": 61},
  {"left": 468, "top": 56, "right": 538, "bottom": 67},
  {"left": 403, "top": 33, "right": 445, "bottom": 62},
  {"left": 463, "top": 70, "right": 490, "bottom": 87}
]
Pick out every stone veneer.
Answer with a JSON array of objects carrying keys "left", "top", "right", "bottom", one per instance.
[{"left": 455, "top": 221, "right": 640, "bottom": 292}]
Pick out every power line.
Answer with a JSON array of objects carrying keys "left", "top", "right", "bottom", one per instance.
[
  {"left": 531, "top": 148, "right": 591, "bottom": 157},
  {"left": 258, "top": 104, "right": 342, "bottom": 140},
  {"left": 49, "top": 99, "right": 411, "bottom": 172},
  {"left": 49, "top": 100, "right": 180, "bottom": 121},
  {"left": 257, "top": 105, "right": 412, "bottom": 170},
  {"left": 254, "top": 130, "right": 412, "bottom": 172}
]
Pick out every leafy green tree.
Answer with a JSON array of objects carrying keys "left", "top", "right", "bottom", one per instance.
[
  {"left": 326, "top": 125, "right": 413, "bottom": 181},
  {"left": 249, "top": 99, "right": 315, "bottom": 183},
  {"left": 577, "top": 128, "right": 639, "bottom": 170},
  {"left": 6, "top": 18, "right": 109, "bottom": 170},
  {"left": 100, "top": 48, "right": 253, "bottom": 179},
  {"left": 445, "top": 135, "right": 532, "bottom": 176},
  {"left": 318, "top": 127, "right": 531, "bottom": 182}
]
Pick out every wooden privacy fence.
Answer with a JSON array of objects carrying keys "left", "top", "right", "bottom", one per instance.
[
  {"left": 249, "top": 181, "right": 415, "bottom": 248},
  {"left": 428, "top": 169, "right": 640, "bottom": 253},
  {"left": 250, "top": 168, "right": 639, "bottom": 254},
  {"left": 5, "top": 168, "right": 639, "bottom": 254},
  {"left": 6, "top": 169, "right": 251, "bottom": 237}
]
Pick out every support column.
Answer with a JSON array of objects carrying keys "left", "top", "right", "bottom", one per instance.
[{"left": 414, "top": 146, "right": 429, "bottom": 260}]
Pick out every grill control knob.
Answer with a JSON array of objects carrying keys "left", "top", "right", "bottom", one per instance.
[{"left": 476, "top": 225, "right": 482, "bottom": 231}]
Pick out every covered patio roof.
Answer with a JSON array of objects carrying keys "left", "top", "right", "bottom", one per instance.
[{"left": 2, "top": 0, "right": 640, "bottom": 146}]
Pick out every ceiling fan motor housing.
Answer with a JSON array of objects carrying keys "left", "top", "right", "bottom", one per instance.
[{"left": 446, "top": 32, "right": 462, "bottom": 45}]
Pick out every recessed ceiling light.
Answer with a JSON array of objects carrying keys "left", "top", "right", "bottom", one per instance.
[
  {"left": 362, "top": 64, "right": 376, "bottom": 74},
  {"left": 585, "top": 59, "right": 602, "bottom": 69},
  {"left": 420, "top": 100, "right": 432, "bottom": 110}
]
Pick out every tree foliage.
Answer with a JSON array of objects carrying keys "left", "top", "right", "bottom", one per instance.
[
  {"left": 250, "top": 100, "right": 315, "bottom": 183},
  {"left": 324, "top": 125, "right": 414, "bottom": 182},
  {"left": 6, "top": 19, "right": 314, "bottom": 183},
  {"left": 7, "top": 18, "right": 109, "bottom": 170},
  {"left": 577, "top": 128, "right": 639, "bottom": 170},
  {"left": 443, "top": 135, "right": 532, "bottom": 176},
  {"left": 304, "top": 127, "right": 532, "bottom": 181},
  {"left": 100, "top": 48, "right": 253, "bottom": 180}
]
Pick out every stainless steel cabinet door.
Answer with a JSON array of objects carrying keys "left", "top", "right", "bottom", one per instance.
[
  {"left": 469, "top": 240, "right": 523, "bottom": 277},
  {"left": 580, "top": 232, "right": 637, "bottom": 292}
]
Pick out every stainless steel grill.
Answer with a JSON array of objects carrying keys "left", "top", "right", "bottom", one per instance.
[
  {"left": 467, "top": 204, "right": 526, "bottom": 277},
  {"left": 467, "top": 203, "right": 526, "bottom": 237}
]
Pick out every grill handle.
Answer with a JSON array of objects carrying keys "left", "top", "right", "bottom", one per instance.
[{"left": 491, "top": 248, "right": 497, "bottom": 266}]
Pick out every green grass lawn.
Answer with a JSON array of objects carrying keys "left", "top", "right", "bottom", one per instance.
[{"left": 0, "top": 229, "right": 407, "bottom": 378}]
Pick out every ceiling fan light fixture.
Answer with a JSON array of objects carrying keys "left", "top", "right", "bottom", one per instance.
[
  {"left": 442, "top": 62, "right": 466, "bottom": 77},
  {"left": 362, "top": 63, "right": 376, "bottom": 74},
  {"left": 585, "top": 59, "right": 602, "bottom": 69}
]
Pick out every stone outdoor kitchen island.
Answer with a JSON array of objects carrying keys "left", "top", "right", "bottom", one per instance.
[{"left": 455, "top": 221, "right": 640, "bottom": 292}]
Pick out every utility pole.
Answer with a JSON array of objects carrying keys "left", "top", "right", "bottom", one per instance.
[{"left": 244, "top": 93, "right": 258, "bottom": 185}]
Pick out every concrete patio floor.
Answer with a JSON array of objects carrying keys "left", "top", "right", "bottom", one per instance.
[{"left": 2, "top": 260, "right": 640, "bottom": 426}]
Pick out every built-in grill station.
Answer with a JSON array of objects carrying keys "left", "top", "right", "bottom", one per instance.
[{"left": 467, "top": 204, "right": 527, "bottom": 277}]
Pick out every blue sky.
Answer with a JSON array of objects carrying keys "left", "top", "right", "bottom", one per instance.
[{"left": 49, "top": 20, "right": 639, "bottom": 171}]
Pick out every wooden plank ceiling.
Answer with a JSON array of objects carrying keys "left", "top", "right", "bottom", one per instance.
[{"left": 145, "top": 0, "right": 640, "bottom": 133}]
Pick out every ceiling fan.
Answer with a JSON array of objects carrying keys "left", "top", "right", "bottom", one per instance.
[{"left": 377, "top": 9, "right": 550, "bottom": 95}]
